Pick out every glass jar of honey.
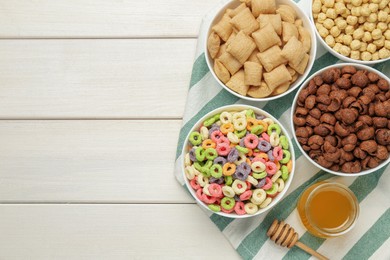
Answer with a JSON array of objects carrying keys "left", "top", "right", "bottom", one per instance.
[{"left": 297, "top": 182, "right": 359, "bottom": 238}]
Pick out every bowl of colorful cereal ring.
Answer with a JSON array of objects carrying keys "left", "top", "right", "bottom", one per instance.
[
  {"left": 205, "top": 0, "right": 317, "bottom": 101},
  {"left": 182, "top": 105, "right": 295, "bottom": 218}
]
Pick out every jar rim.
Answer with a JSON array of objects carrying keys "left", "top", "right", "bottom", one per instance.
[{"left": 304, "top": 182, "right": 360, "bottom": 237}]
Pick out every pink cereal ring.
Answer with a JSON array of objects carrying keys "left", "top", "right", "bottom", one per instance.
[
  {"left": 261, "top": 133, "right": 270, "bottom": 142},
  {"left": 273, "top": 146, "right": 283, "bottom": 161},
  {"left": 239, "top": 190, "right": 253, "bottom": 201},
  {"left": 208, "top": 183, "right": 223, "bottom": 197},
  {"left": 216, "top": 136, "right": 230, "bottom": 145},
  {"left": 265, "top": 161, "right": 277, "bottom": 175},
  {"left": 221, "top": 207, "right": 235, "bottom": 214},
  {"left": 246, "top": 181, "right": 252, "bottom": 190},
  {"left": 244, "top": 134, "right": 259, "bottom": 149},
  {"left": 252, "top": 157, "right": 267, "bottom": 164},
  {"left": 210, "top": 130, "right": 224, "bottom": 142},
  {"left": 216, "top": 142, "right": 231, "bottom": 156},
  {"left": 263, "top": 177, "right": 273, "bottom": 190},
  {"left": 196, "top": 188, "right": 203, "bottom": 201},
  {"left": 234, "top": 201, "right": 246, "bottom": 215},
  {"left": 202, "top": 193, "right": 217, "bottom": 204},
  {"left": 190, "top": 178, "right": 201, "bottom": 190},
  {"left": 215, "top": 197, "right": 222, "bottom": 205}
]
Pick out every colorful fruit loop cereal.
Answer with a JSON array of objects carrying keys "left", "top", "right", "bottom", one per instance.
[{"left": 184, "top": 109, "right": 293, "bottom": 215}]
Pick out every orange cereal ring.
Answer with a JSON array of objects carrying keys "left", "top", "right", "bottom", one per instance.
[
  {"left": 256, "top": 152, "right": 269, "bottom": 161},
  {"left": 257, "top": 120, "right": 268, "bottom": 132},
  {"left": 202, "top": 139, "right": 216, "bottom": 149},
  {"left": 223, "top": 163, "right": 236, "bottom": 176},
  {"left": 246, "top": 118, "right": 258, "bottom": 131},
  {"left": 275, "top": 160, "right": 281, "bottom": 170},
  {"left": 287, "top": 160, "right": 293, "bottom": 173},
  {"left": 246, "top": 158, "right": 252, "bottom": 165},
  {"left": 247, "top": 148, "right": 253, "bottom": 157},
  {"left": 220, "top": 123, "right": 234, "bottom": 135}
]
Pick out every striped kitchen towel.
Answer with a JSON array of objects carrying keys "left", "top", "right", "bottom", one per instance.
[{"left": 174, "top": 0, "right": 390, "bottom": 259}]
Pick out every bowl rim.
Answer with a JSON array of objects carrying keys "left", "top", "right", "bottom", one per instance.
[
  {"left": 204, "top": 0, "right": 318, "bottom": 102},
  {"left": 290, "top": 62, "right": 390, "bottom": 177},
  {"left": 308, "top": 0, "right": 390, "bottom": 65},
  {"left": 181, "top": 104, "right": 296, "bottom": 218}
]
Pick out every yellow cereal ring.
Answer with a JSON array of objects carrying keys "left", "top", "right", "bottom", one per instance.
[
  {"left": 220, "top": 123, "right": 234, "bottom": 135},
  {"left": 246, "top": 118, "right": 258, "bottom": 131},
  {"left": 202, "top": 139, "right": 216, "bottom": 149},
  {"left": 287, "top": 160, "right": 293, "bottom": 173},
  {"left": 257, "top": 120, "right": 268, "bottom": 132},
  {"left": 223, "top": 162, "right": 236, "bottom": 176}
]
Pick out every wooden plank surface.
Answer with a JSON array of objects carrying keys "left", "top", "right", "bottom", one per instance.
[
  {"left": 0, "top": 120, "right": 192, "bottom": 203},
  {"left": 0, "top": 39, "right": 195, "bottom": 119},
  {"left": 0, "top": 204, "right": 240, "bottom": 260},
  {"left": 0, "top": 0, "right": 219, "bottom": 38}
]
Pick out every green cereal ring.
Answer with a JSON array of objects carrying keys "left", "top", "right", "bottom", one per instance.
[
  {"left": 189, "top": 131, "right": 202, "bottom": 145},
  {"left": 234, "top": 129, "right": 247, "bottom": 138},
  {"left": 205, "top": 148, "right": 218, "bottom": 160},
  {"left": 195, "top": 147, "right": 206, "bottom": 161},
  {"left": 201, "top": 167, "right": 211, "bottom": 177},
  {"left": 203, "top": 116, "right": 216, "bottom": 127},
  {"left": 236, "top": 145, "right": 249, "bottom": 154},
  {"left": 210, "top": 164, "right": 223, "bottom": 178},
  {"left": 246, "top": 109, "right": 255, "bottom": 118},
  {"left": 193, "top": 162, "right": 203, "bottom": 172},
  {"left": 266, "top": 183, "right": 278, "bottom": 195},
  {"left": 213, "top": 113, "right": 221, "bottom": 121},
  {"left": 208, "top": 204, "right": 221, "bottom": 212},
  {"left": 221, "top": 197, "right": 235, "bottom": 210},
  {"left": 279, "top": 150, "right": 291, "bottom": 164},
  {"left": 279, "top": 135, "right": 289, "bottom": 150},
  {"left": 204, "top": 160, "right": 213, "bottom": 169},
  {"left": 281, "top": 165, "right": 289, "bottom": 181},
  {"left": 267, "top": 123, "right": 281, "bottom": 136},
  {"left": 251, "top": 125, "right": 264, "bottom": 135},
  {"left": 252, "top": 171, "right": 267, "bottom": 179},
  {"left": 225, "top": 175, "right": 233, "bottom": 186}
]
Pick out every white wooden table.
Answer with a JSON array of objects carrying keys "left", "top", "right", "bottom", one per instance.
[{"left": 0, "top": 1, "right": 242, "bottom": 259}]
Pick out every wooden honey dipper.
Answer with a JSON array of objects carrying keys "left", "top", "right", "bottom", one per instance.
[{"left": 267, "top": 219, "right": 329, "bottom": 260}]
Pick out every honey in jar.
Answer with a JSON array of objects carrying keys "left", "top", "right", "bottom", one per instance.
[{"left": 297, "top": 182, "right": 359, "bottom": 238}]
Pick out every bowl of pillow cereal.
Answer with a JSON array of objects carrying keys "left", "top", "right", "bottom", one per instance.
[
  {"left": 310, "top": 0, "right": 390, "bottom": 64},
  {"left": 182, "top": 105, "right": 295, "bottom": 218},
  {"left": 205, "top": 0, "right": 317, "bottom": 101}
]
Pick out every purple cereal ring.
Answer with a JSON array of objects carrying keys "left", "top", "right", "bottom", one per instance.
[
  {"left": 237, "top": 162, "right": 251, "bottom": 174},
  {"left": 258, "top": 140, "right": 271, "bottom": 152},
  {"left": 255, "top": 178, "right": 267, "bottom": 188},
  {"left": 214, "top": 156, "right": 227, "bottom": 166},
  {"left": 267, "top": 150, "right": 275, "bottom": 161},
  {"left": 189, "top": 148, "right": 197, "bottom": 162},
  {"left": 233, "top": 169, "right": 248, "bottom": 181},
  {"left": 227, "top": 148, "right": 239, "bottom": 162},
  {"left": 239, "top": 138, "right": 246, "bottom": 147},
  {"left": 256, "top": 115, "right": 266, "bottom": 120},
  {"left": 209, "top": 177, "right": 224, "bottom": 184}
]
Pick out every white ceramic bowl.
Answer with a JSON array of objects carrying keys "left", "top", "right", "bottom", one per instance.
[
  {"left": 291, "top": 63, "right": 390, "bottom": 177},
  {"left": 205, "top": 0, "right": 317, "bottom": 102},
  {"left": 309, "top": 1, "right": 390, "bottom": 65},
  {"left": 182, "top": 105, "right": 296, "bottom": 218}
]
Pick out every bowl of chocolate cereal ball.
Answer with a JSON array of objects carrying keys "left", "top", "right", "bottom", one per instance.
[
  {"left": 310, "top": 0, "right": 390, "bottom": 64},
  {"left": 205, "top": 0, "right": 317, "bottom": 101},
  {"left": 291, "top": 63, "right": 390, "bottom": 176}
]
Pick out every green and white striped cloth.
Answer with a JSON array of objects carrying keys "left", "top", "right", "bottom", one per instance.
[{"left": 174, "top": 0, "right": 390, "bottom": 259}]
